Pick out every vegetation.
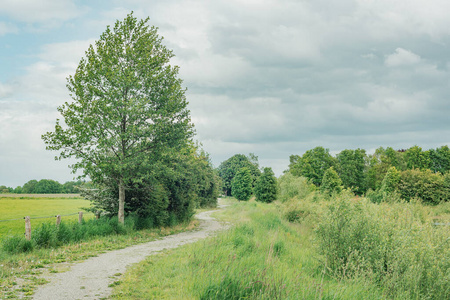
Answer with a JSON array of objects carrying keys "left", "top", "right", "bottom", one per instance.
[
  {"left": 0, "top": 180, "right": 87, "bottom": 194},
  {"left": 254, "top": 167, "right": 277, "bottom": 203},
  {"left": 217, "top": 153, "right": 261, "bottom": 196},
  {"left": 42, "top": 13, "right": 194, "bottom": 223},
  {"left": 289, "top": 145, "right": 450, "bottom": 204},
  {"left": 0, "top": 218, "right": 198, "bottom": 299},
  {"left": 231, "top": 168, "right": 253, "bottom": 201},
  {"left": 0, "top": 196, "right": 92, "bottom": 238}
]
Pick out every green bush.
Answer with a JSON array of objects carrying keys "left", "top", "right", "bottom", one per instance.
[
  {"left": 231, "top": 167, "right": 253, "bottom": 201},
  {"left": 315, "top": 194, "right": 449, "bottom": 299},
  {"left": 254, "top": 167, "right": 277, "bottom": 203},
  {"left": 277, "top": 173, "right": 314, "bottom": 202},
  {"left": 398, "top": 169, "right": 449, "bottom": 204},
  {"left": 320, "top": 167, "right": 342, "bottom": 196}
]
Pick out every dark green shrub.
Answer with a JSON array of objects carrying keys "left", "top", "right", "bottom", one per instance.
[
  {"left": 231, "top": 168, "right": 253, "bottom": 201},
  {"left": 254, "top": 167, "right": 277, "bottom": 203}
]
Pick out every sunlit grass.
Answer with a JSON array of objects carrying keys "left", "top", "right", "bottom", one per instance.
[
  {"left": 0, "top": 195, "right": 93, "bottom": 238},
  {"left": 110, "top": 199, "right": 386, "bottom": 299}
]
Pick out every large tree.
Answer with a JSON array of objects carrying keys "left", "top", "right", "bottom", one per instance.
[{"left": 42, "top": 13, "right": 193, "bottom": 223}]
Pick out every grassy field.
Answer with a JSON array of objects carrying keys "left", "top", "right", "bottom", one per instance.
[
  {"left": 110, "top": 196, "right": 449, "bottom": 299},
  {"left": 0, "top": 194, "right": 93, "bottom": 239}
]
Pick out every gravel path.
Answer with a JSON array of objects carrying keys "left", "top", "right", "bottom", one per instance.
[{"left": 32, "top": 202, "right": 228, "bottom": 300}]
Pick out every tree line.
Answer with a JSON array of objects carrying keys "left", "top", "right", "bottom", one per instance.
[
  {"left": 288, "top": 145, "right": 450, "bottom": 204},
  {"left": 217, "top": 154, "right": 278, "bottom": 203},
  {"left": 0, "top": 180, "right": 89, "bottom": 194}
]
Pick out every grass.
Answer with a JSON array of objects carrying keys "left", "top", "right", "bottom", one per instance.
[
  {"left": 0, "top": 218, "right": 199, "bottom": 299},
  {"left": 0, "top": 195, "right": 93, "bottom": 238},
  {"left": 110, "top": 198, "right": 387, "bottom": 299}
]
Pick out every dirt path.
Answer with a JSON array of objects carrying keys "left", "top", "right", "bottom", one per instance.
[{"left": 32, "top": 202, "right": 228, "bottom": 300}]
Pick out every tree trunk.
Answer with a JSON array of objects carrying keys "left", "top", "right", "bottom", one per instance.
[{"left": 118, "top": 178, "right": 125, "bottom": 224}]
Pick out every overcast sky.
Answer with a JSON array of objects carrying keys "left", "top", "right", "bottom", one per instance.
[{"left": 1, "top": 0, "right": 450, "bottom": 187}]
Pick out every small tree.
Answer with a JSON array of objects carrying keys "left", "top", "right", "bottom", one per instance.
[
  {"left": 231, "top": 167, "right": 252, "bottom": 201},
  {"left": 320, "top": 167, "right": 342, "bottom": 196},
  {"left": 254, "top": 167, "right": 277, "bottom": 203}
]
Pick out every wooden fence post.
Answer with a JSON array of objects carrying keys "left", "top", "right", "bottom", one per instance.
[
  {"left": 25, "top": 216, "right": 31, "bottom": 241},
  {"left": 56, "top": 215, "right": 61, "bottom": 226},
  {"left": 78, "top": 211, "right": 83, "bottom": 224}
]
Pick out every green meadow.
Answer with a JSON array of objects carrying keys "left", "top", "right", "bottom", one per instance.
[{"left": 0, "top": 195, "right": 93, "bottom": 238}]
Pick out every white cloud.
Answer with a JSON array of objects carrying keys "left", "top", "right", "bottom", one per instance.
[
  {"left": 0, "top": 0, "right": 85, "bottom": 23},
  {"left": 0, "top": 83, "right": 14, "bottom": 98},
  {"left": 385, "top": 48, "right": 421, "bottom": 67}
]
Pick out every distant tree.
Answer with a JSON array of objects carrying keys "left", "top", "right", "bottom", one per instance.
[
  {"left": 42, "top": 13, "right": 193, "bottom": 223},
  {"left": 289, "top": 146, "right": 336, "bottom": 186},
  {"left": 13, "top": 186, "right": 23, "bottom": 194},
  {"left": 22, "top": 180, "right": 38, "bottom": 193},
  {"left": 0, "top": 185, "right": 10, "bottom": 193},
  {"left": 380, "top": 166, "right": 401, "bottom": 193},
  {"left": 405, "top": 146, "right": 430, "bottom": 170},
  {"left": 366, "top": 147, "right": 406, "bottom": 191},
  {"left": 254, "top": 167, "right": 277, "bottom": 203},
  {"left": 34, "top": 179, "right": 63, "bottom": 194},
  {"left": 231, "top": 167, "right": 253, "bottom": 201},
  {"left": 320, "top": 167, "right": 342, "bottom": 196},
  {"left": 62, "top": 181, "right": 84, "bottom": 194},
  {"left": 429, "top": 146, "right": 450, "bottom": 174},
  {"left": 336, "top": 148, "right": 367, "bottom": 194},
  {"left": 217, "top": 154, "right": 261, "bottom": 196}
]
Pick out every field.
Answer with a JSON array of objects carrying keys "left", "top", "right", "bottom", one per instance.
[{"left": 0, "top": 194, "right": 93, "bottom": 239}]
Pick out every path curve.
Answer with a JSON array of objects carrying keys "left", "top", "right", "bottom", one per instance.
[{"left": 33, "top": 202, "right": 228, "bottom": 300}]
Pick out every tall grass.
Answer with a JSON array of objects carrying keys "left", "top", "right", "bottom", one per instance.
[
  {"left": 1, "top": 215, "right": 157, "bottom": 254},
  {"left": 111, "top": 200, "right": 385, "bottom": 299},
  {"left": 315, "top": 193, "right": 449, "bottom": 300}
]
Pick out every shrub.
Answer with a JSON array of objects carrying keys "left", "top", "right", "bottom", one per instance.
[
  {"left": 254, "top": 167, "right": 277, "bottom": 203},
  {"left": 277, "top": 173, "right": 314, "bottom": 202},
  {"left": 320, "top": 167, "right": 342, "bottom": 196},
  {"left": 231, "top": 168, "right": 253, "bottom": 201},
  {"left": 315, "top": 194, "right": 449, "bottom": 299},
  {"left": 398, "top": 169, "right": 448, "bottom": 204}
]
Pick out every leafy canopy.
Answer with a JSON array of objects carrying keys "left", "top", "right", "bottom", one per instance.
[{"left": 42, "top": 13, "right": 193, "bottom": 222}]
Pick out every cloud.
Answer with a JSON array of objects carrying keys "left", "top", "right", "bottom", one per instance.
[
  {"left": 0, "top": 0, "right": 85, "bottom": 23},
  {"left": 385, "top": 48, "right": 421, "bottom": 67}
]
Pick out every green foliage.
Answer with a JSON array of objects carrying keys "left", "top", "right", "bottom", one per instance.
[
  {"left": 22, "top": 180, "right": 38, "bottom": 193},
  {"left": 398, "top": 168, "right": 449, "bottom": 204},
  {"left": 254, "top": 167, "right": 277, "bottom": 203},
  {"left": 231, "top": 168, "right": 253, "bottom": 201},
  {"left": 42, "top": 12, "right": 193, "bottom": 223},
  {"left": 320, "top": 167, "right": 342, "bottom": 196},
  {"left": 315, "top": 195, "right": 449, "bottom": 299},
  {"left": 429, "top": 145, "right": 450, "bottom": 173},
  {"left": 277, "top": 173, "right": 315, "bottom": 202},
  {"left": 380, "top": 166, "right": 400, "bottom": 193},
  {"left": 336, "top": 148, "right": 367, "bottom": 194},
  {"left": 405, "top": 145, "right": 430, "bottom": 170},
  {"left": 82, "top": 145, "right": 219, "bottom": 224},
  {"left": 289, "top": 146, "right": 336, "bottom": 186},
  {"left": 1, "top": 236, "right": 34, "bottom": 254},
  {"left": 217, "top": 153, "right": 261, "bottom": 196}
]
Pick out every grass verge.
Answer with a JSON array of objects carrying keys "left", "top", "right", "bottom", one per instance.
[
  {"left": 0, "top": 219, "right": 199, "bottom": 299},
  {"left": 110, "top": 198, "right": 386, "bottom": 299}
]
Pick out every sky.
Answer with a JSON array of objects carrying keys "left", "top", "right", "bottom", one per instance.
[{"left": 1, "top": 0, "right": 450, "bottom": 187}]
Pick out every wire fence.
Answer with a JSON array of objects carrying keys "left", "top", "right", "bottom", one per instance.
[{"left": 0, "top": 212, "right": 94, "bottom": 223}]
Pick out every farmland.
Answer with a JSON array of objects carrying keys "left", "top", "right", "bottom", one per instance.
[{"left": 0, "top": 195, "right": 93, "bottom": 238}]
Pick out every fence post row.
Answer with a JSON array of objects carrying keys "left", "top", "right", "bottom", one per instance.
[{"left": 23, "top": 212, "right": 87, "bottom": 240}]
